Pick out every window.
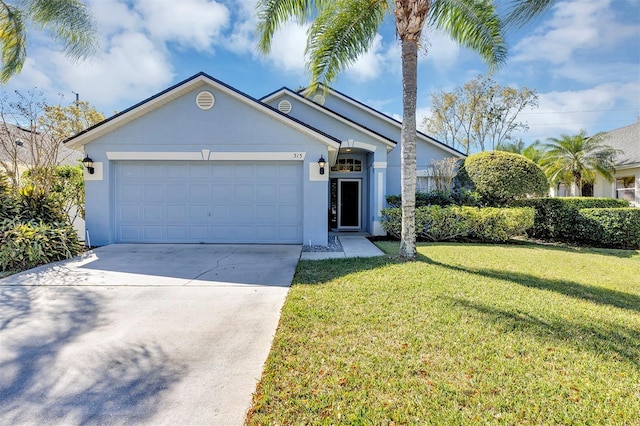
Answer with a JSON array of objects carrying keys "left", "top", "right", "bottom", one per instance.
[
  {"left": 331, "top": 158, "right": 362, "bottom": 172},
  {"left": 616, "top": 176, "right": 636, "bottom": 203},
  {"left": 416, "top": 176, "right": 433, "bottom": 193}
]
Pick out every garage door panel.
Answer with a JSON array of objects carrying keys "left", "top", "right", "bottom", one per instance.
[
  {"left": 143, "top": 165, "right": 164, "bottom": 178},
  {"left": 115, "top": 161, "right": 302, "bottom": 243},
  {"left": 143, "top": 226, "right": 163, "bottom": 240},
  {"left": 143, "top": 184, "right": 163, "bottom": 201},
  {"left": 167, "top": 205, "right": 186, "bottom": 220},
  {"left": 189, "top": 163, "right": 209, "bottom": 178},
  {"left": 144, "top": 205, "right": 163, "bottom": 220}
]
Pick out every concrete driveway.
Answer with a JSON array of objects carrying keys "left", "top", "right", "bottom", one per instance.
[{"left": 0, "top": 244, "right": 300, "bottom": 425}]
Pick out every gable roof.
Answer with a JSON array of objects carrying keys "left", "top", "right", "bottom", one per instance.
[
  {"left": 65, "top": 72, "right": 341, "bottom": 150},
  {"left": 306, "top": 84, "right": 466, "bottom": 157},
  {"left": 260, "top": 87, "right": 397, "bottom": 149},
  {"left": 602, "top": 119, "right": 640, "bottom": 168}
]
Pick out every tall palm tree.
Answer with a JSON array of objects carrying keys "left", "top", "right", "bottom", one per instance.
[
  {"left": 256, "top": 0, "right": 549, "bottom": 259},
  {"left": 541, "top": 130, "right": 621, "bottom": 196},
  {"left": 0, "top": 0, "right": 97, "bottom": 82}
]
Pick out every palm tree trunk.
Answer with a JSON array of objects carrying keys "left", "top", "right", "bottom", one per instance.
[{"left": 399, "top": 37, "right": 418, "bottom": 259}]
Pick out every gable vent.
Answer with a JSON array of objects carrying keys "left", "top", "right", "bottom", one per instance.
[
  {"left": 312, "top": 94, "right": 325, "bottom": 105},
  {"left": 196, "top": 91, "right": 215, "bottom": 110},
  {"left": 277, "top": 100, "right": 292, "bottom": 114}
]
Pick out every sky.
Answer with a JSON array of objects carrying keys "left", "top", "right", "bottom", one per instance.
[{"left": 4, "top": 0, "right": 639, "bottom": 147}]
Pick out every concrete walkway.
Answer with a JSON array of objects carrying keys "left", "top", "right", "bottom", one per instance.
[{"left": 300, "top": 235, "right": 385, "bottom": 260}]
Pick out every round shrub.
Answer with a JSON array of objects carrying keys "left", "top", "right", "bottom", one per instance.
[{"left": 463, "top": 151, "right": 549, "bottom": 206}]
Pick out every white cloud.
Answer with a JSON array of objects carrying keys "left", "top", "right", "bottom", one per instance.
[
  {"left": 513, "top": 0, "right": 638, "bottom": 64},
  {"left": 265, "top": 22, "right": 309, "bottom": 73},
  {"left": 345, "top": 34, "right": 386, "bottom": 81},
  {"left": 134, "top": 0, "right": 230, "bottom": 51},
  {"left": 520, "top": 82, "right": 639, "bottom": 139},
  {"left": 223, "top": 0, "right": 259, "bottom": 54},
  {"left": 420, "top": 28, "right": 461, "bottom": 68},
  {"left": 46, "top": 31, "right": 174, "bottom": 108}
]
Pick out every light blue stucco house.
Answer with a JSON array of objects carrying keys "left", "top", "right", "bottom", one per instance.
[{"left": 65, "top": 72, "right": 464, "bottom": 246}]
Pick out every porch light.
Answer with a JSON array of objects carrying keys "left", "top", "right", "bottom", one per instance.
[
  {"left": 82, "top": 155, "right": 95, "bottom": 174},
  {"left": 318, "top": 156, "right": 326, "bottom": 175}
]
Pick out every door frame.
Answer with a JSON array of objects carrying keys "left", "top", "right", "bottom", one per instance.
[{"left": 337, "top": 178, "right": 361, "bottom": 230}]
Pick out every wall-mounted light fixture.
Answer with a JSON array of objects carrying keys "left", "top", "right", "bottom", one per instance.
[
  {"left": 82, "top": 155, "right": 95, "bottom": 174},
  {"left": 318, "top": 156, "right": 326, "bottom": 175}
]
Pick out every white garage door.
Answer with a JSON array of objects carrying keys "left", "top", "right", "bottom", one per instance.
[{"left": 114, "top": 161, "right": 303, "bottom": 243}]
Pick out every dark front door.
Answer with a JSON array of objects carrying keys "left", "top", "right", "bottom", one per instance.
[{"left": 338, "top": 179, "right": 361, "bottom": 229}]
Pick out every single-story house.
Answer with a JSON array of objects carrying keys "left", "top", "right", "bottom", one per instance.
[
  {"left": 65, "top": 72, "right": 464, "bottom": 246},
  {"left": 593, "top": 119, "right": 639, "bottom": 206}
]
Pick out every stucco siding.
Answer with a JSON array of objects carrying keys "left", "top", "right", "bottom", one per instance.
[{"left": 84, "top": 85, "right": 331, "bottom": 246}]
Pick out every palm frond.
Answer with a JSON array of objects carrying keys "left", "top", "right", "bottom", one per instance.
[
  {"left": 256, "top": 0, "right": 328, "bottom": 54},
  {"left": 430, "top": 0, "right": 507, "bottom": 70},
  {"left": 28, "top": 0, "right": 97, "bottom": 59},
  {"left": 0, "top": 2, "right": 26, "bottom": 83},
  {"left": 305, "top": 0, "right": 388, "bottom": 93},
  {"left": 504, "top": 0, "right": 554, "bottom": 28}
]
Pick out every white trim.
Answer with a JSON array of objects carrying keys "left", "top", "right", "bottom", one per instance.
[
  {"left": 107, "top": 152, "right": 202, "bottom": 160},
  {"left": 322, "top": 87, "right": 465, "bottom": 158},
  {"left": 338, "top": 178, "right": 361, "bottom": 230},
  {"left": 377, "top": 172, "right": 384, "bottom": 216},
  {"left": 262, "top": 89, "right": 396, "bottom": 149},
  {"left": 416, "top": 169, "right": 432, "bottom": 177},
  {"left": 372, "top": 162, "right": 387, "bottom": 169},
  {"left": 107, "top": 151, "right": 307, "bottom": 161},
  {"left": 210, "top": 152, "right": 306, "bottom": 161},
  {"left": 342, "top": 139, "right": 377, "bottom": 152},
  {"left": 66, "top": 74, "right": 340, "bottom": 150}
]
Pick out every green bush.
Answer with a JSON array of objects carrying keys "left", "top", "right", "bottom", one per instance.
[
  {"left": 381, "top": 206, "right": 534, "bottom": 243},
  {"left": 462, "top": 207, "right": 535, "bottom": 242},
  {"left": 513, "top": 197, "right": 630, "bottom": 240},
  {"left": 576, "top": 208, "right": 640, "bottom": 249},
  {"left": 16, "top": 185, "right": 67, "bottom": 223},
  {"left": 0, "top": 220, "right": 82, "bottom": 271},
  {"left": 386, "top": 189, "right": 481, "bottom": 208},
  {"left": 463, "top": 151, "right": 549, "bottom": 206}
]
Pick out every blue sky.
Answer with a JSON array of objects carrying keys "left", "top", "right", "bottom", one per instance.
[{"left": 5, "top": 0, "right": 639, "bottom": 146}]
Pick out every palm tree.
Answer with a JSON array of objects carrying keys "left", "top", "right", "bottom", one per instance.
[
  {"left": 0, "top": 0, "right": 97, "bottom": 82},
  {"left": 541, "top": 130, "right": 621, "bottom": 196},
  {"left": 256, "top": 0, "right": 550, "bottom": 259}
]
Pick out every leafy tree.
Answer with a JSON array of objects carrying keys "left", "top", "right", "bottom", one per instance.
[
  {"left": 0, "top": 0, "right": 97, "bottom": 82},
  {"left": 257, "top": 0, "right": 552, "bottom": 259},
  {"left": 463, "top": 151, "right": 549, "bottom": 206},
  {"left": 541, "top": 130, "right": 621, "bottom": 196},
  {"left": 0, "top": 89, "right": 104, "bottom": 192},
  {"left": 425, "top": 74, "right": 538, "bottom": 154}
]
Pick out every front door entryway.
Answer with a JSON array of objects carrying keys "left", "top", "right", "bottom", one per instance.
[{"left": 338, "top": 179, "right": 361, "bottom": 229}]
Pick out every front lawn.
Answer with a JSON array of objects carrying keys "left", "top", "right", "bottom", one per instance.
[{"left": 247, "top": 242, "right": 640, "bottom": 424}]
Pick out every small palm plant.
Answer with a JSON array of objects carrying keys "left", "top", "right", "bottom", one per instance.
[{"left": 541, "top": 130, "right": 621, "bottom": 196}]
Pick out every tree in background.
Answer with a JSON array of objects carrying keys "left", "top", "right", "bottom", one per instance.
[
  {"left": 497, "top": 139, "right": 546, "bottom": 164},
  {"left": 0, "top": 89, "right": 104, "bottom": 192},
  {"left": 541, "top": 130, "right": 621, "bottom": 197},
  {"left": 0, "top": 0, "right": 97, "bottom": 82},
  {"left": 257, "top": 0, "right": 514, "bottom": 259},
  {"left": 424, "top": 75, "right": 538, "bottom": 154}
]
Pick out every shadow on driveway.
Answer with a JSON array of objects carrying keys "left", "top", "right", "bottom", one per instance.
[{"left": 0, "top": 286, "right": 186, "bottom": 424}]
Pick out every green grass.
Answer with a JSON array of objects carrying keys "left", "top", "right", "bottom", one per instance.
[{"left": 247, "top": 242, "right": 640, "bottom": 425}]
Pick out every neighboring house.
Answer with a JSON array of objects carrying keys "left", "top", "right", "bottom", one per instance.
[
  {"left": 593, "top": 119, "right": 640, "bottom": 206},
  {"left": 0, "top": 121, "right": 86, "bottom": 238},
  {"left": 65, "top": 72, "right": 463, "bottom": 246}
]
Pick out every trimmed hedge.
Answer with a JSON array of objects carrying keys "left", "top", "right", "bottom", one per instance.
[
  {"left": 463, "top": 151, "right": 549, "bottom": 206},
  {"left": 576, "top": 208, "right": 640, "bottom": 250},
  {"left": 386, "top": 189, "right": 481, "bottom": 208},
  {"left": 513, "top": 197, "right": 630, "bottom": 240},
  {"left": 381, "top": 206, "right": 534, "bottom": 243}
]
